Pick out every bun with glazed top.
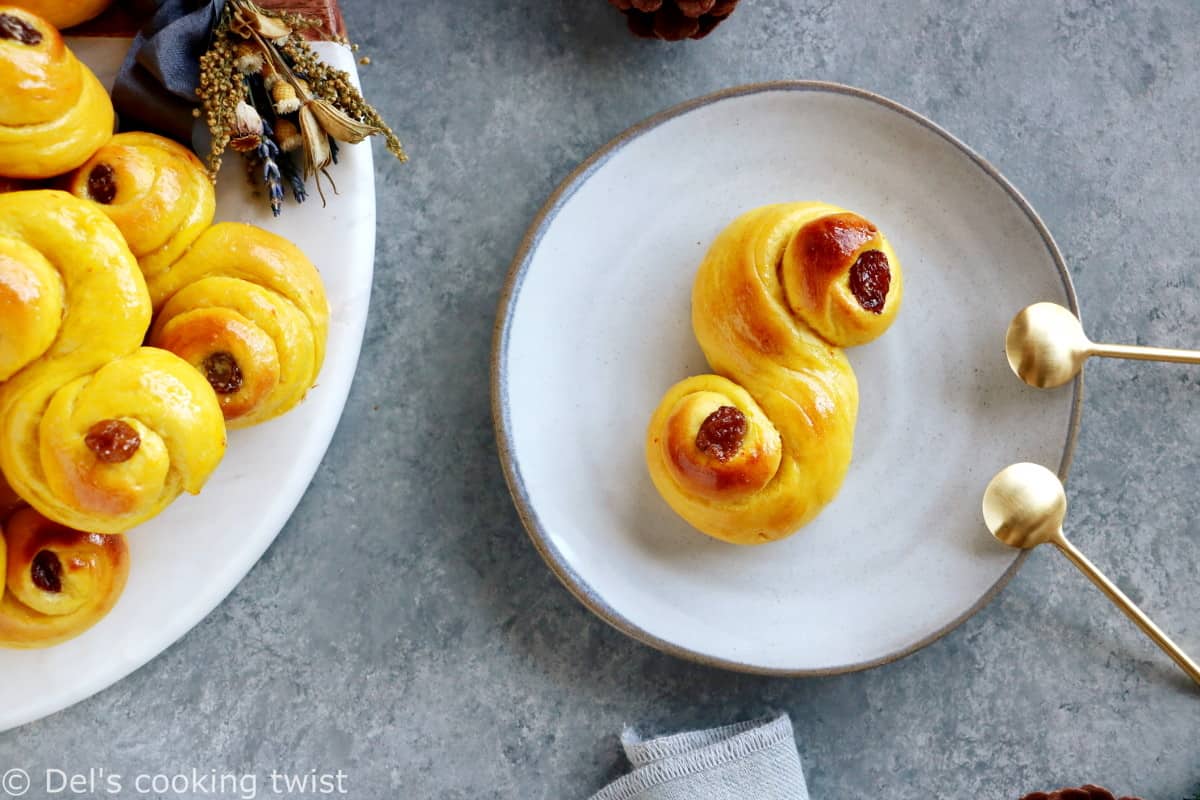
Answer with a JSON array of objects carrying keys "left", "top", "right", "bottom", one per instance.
[
  {"left": 0, "top": 6, "right": 113, "bottom": 178},
  {"left": 646, "top": 202, "right": 903, "bottom": 544},
  {"left": 0, "top": 506, "right": 129, "bottom": 648},
  {"left": 0, "top": 190, "right": 226, "bottom": 534}
]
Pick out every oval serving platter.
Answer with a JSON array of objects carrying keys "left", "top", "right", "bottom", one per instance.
[
  {"left": 493, "top": 81, "right": 1081, "bottom": 675},
  {"left": 0, "top": 37, "right": 375, "bottom": 729}
]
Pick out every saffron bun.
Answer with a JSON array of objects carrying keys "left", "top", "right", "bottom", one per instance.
[
  {"left": 0, "top": 190, "right": 226, "bottom": 534},
  {"left": 67, "top": 132, "right": 216, "bottom": 283},
  {"left": 646, "top": 202, "right": 903, "bottom": 544},
  {"left": 146, "top": 223, "right": 330, "bottom": 428},
  {"left": 0, "top": 6, "right": 113, "bottom": 178},
  {"left": 0, "top": 506, "right": 129, "bottom": 649}
]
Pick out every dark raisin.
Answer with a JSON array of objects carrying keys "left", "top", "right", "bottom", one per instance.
[
  {"left": 87, "top": 164, "right": 118, "bottom": 204},
  {"left": 202, "top": 352, "right": 244, "bottom": 394},
  {"left": 85, "top": 419, "right": 141, "bottom": 463},
  {"left": 0, "top": 14, "right": 41, "bottom": 45},
  {"left": 30, "top": 550, "right": 63, "bottom": 593},
  {"left": 695, "top": 406, "right": 747, "bottom": 462},
  {"left": 849, "top": 249, "right": 891, "bottom": 314}
]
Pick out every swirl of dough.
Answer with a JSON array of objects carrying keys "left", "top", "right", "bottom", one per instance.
[
  {"left": 5, "top": 0, "right": 113, "bottom": 29},
  {"left": 0, "top": 6, "right": 113, "bottom": 179},
  {"left": 146, "top": 223, "right": 330, "bottom": 428},
  {"left": 0, "top": 190, "right": 226, "bottom": 533},
  {"left": 646, "top": 202, "right": 903, "bottom": 544},
  {"left": 67, "top": 132, "right": 216, "bottom": 283},
  {"left": 0, "top": 506, "right": 128, "bottom": 648}
]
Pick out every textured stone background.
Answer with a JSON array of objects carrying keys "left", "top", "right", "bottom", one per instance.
[{"left": 3, "top": 1, "right": 1199, "bottom": 798}]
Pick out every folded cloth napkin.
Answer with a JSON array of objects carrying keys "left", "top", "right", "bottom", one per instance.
[
  {"left": 112, "top": 0, "right": 224, "bottom": 144},
  {"left": 589, "top": 714, "right": 808, "bottom": 800}
]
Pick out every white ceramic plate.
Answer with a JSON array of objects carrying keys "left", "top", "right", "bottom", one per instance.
[
  {"left": 0, "top": 39, "right": 374, "bottom": 729},
  {"left": 493, "top": 82, "right": 1081, "bottom": 675}
]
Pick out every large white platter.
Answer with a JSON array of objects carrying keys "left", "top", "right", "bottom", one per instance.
[
  {"left": 0, "top": 38, "right": 374, "bottom": 729},
  {"left": 493, "top": 82, "right": 1081, "bottom": 674}
]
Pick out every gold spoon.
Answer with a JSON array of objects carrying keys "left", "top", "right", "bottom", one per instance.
[
  {"left": 1005, "top": 302, "right": 1200, "bottom": 388},
  {"left": 982, "top": 462, "right": 1200, "bottom": 686}
]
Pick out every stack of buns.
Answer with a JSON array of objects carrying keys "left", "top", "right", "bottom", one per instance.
[{"left": 0, "top": 6, "right": 331, "bottom": 647}]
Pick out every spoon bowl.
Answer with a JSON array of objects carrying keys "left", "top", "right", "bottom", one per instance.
[
  {"left": 1005, "top": 302, "right": 1091, "bottom": 388},
  {"left": 982, "top": 462, "right": 1066, "bottom": 549}
]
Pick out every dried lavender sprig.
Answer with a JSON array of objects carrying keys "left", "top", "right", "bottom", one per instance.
[
  {"left": 256, "top": 126, "right": 284, "bottom": 217},
  {"left": 277, "top": 151, "right": 307, "bottom": 204}
]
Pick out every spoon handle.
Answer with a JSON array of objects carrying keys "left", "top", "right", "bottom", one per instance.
[
  {"left": 1053, "top": 538, "right": 1200, "bottom": 685},
  {"left": 1091, "top": 342, "right": 1200, "bottom": 365}
]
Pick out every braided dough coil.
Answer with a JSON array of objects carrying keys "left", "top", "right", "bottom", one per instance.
[
  {"left": 0, "top": 191, "right": 226, "bottom": 533},
  {"left": 646, "top": 202, "right": 903, "bottom": 544}
]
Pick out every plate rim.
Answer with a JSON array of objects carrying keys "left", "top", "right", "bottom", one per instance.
[{"left": 491, "top": 80, "right": 1083, "bottom": 676}]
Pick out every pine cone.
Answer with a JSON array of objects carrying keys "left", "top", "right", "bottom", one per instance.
[
  {"left": 608, "top": 0, "right": 740, "bottom": 41},
  {"left": 1019, "top": 785, "right": 1143, "bottom": 800}
]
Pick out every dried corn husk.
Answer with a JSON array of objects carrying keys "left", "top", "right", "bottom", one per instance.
[
  {"left": 298, "top": 104, "right": 332, "bottom": 174},
  {"left": 305, "top": 98, "right": 384, "bottom": 144}
]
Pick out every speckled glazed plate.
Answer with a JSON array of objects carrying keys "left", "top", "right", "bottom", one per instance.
[
  {"left": 0, "top": 39, "right": 374, "bottom": 729},
  {"left": 493, "top": 82, "right": 1081, "bottom": 675}
]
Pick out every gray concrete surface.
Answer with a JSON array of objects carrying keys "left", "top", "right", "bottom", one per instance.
[{"left": 3, "top": 1, "right": 1199, "bottom": 798}]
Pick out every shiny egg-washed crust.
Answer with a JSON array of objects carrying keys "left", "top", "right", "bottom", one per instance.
[
  {"left": 5, "top": 0, "right": 112, "bottom": 29},
  {"left": 646, "top": 202, "right": 903, "bottom": 544},
  {"left": 0, "top": 506, "right": 128, "bottom": 648},
  {"left": 0, "top": 6, "right": 113, "bottom": 179},
  {"left": 0, "top": 191, "right": 226, "bottom": 534},
  {"left": 67, "top": 132, "right": 216, "bottom": 282},
  {"left": 147, "top": 222, "right": 330, "bottom": 428},
  {"left": 67, "top": 132, "right": 330, "bottom": 428}
]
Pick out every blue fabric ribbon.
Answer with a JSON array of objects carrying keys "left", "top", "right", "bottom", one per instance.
[{"left": 112, "top": 0, "right": 225, "bottom": 145}]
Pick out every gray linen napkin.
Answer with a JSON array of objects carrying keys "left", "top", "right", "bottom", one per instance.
[
  {"left": 112, "top": 0, "right": 224, "bottom": 143},
  {"left": 589, "top": 715, "right": 809, "bottom": 800}
]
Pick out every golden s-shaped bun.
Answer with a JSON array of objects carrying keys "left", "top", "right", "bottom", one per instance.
[
  {"left": 0, "top": 191, "right": 226, "bottom": 534},
  {"left": 647, "top": 202, "right": 903, "bottom": 544},
  {"left": 0, "top": 6, "right": 113, "bottom": 178}
]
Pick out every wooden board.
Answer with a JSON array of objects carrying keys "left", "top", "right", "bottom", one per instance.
[{"left": 74, "top": 0, "right": 345, "bottom": 40}]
